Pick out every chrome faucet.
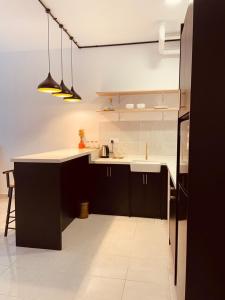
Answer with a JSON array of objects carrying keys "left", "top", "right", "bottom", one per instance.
[{"left": 145, "top": 143, "right": 148, "bottom": 160}]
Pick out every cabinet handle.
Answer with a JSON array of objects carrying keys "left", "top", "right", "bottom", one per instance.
[
  {"left": 146, "top": 174, "right": 148, "bottom": 185},
  {"left": 110, "top": 167, "right": 112, "bottom": 177},
  {"left": 142, "top": 174, "right": 145, "bottom": 185},
  {"left": 106, "top": 167, "right": 109, "bottom": 177}
]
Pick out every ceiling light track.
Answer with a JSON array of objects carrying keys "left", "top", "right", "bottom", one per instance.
[
  {"left": 37, "top": 0, "right": 180, "bottom": 49},
  {"left": 79, "top": 39, "right": 180, "bottom": 49},
  {"left": 38, "top": 0, "right": 80, "bottom": 49}
]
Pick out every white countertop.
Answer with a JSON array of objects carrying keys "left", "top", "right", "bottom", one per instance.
[
  {"left": 12, "top": 150, "right": 177, "bottom": 186},
  {"left": 11, "top": 148, "right": 99, "bottom": 164},
  {"left": 92, "top": 155, "right": 177, "bottom": 187}
]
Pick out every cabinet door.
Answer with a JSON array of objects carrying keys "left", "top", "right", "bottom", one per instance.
[
  {"left": 169, "top": 179, "right": 177, "bottom": 284},
  {"left": 130, "top": 172, "right": 148, "bottom": 217},
  {"left": 109, "top": 165, "right": 130, "bottom": 216},
  {"left": 145, "top": 173, "right": 161, "bottom": 218},
  {"left": 91, "top": 164, "right": 110, "bottom": 214},
  {"left": 160, "top": 166, "right": 168, "bottom": 219},
  {"left": 131, "top": 172, "right": 163, "bottom": 218},
  {"left": 91, "top": 164, "right": 129, "bottom": 216}
]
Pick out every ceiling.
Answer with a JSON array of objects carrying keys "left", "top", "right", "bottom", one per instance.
[{"left": 0, "top": 0, "right": 189, "bottom": 52}]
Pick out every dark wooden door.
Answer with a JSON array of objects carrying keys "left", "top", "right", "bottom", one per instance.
[
  {"left": 177, "top": 185, "right": 188, "bottom": 300},
  {"left": 178, "top": 1, "right": 225, "bottom": 299}
]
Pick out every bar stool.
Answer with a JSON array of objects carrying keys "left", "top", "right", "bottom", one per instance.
[{"left": 2, "top": 170, "right": 15, "bottom": 236}]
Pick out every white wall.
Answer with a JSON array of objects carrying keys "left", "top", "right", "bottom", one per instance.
[{"left": 0, "top": 43, "right": 179, "bottom": 194}]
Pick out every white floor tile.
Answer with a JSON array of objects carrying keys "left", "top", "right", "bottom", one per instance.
[
  {"left": 77, "top": 276, "right": 125, "bottom": 300},
  {"left": 0, "top": 264, "right": 9, "bottom": 276},
  {"left": 0, "top": 295, "right": 21, "bottom": 300},
  {"left": 127, "top": 257, "right": 170, "bottom": 287},
  {"left": 0, "top": 266, "right": 40, "bottom": 299},
  {"left": 122, "top": 280, "right": 170, "bottom": 300},
  {"left": 0, "top": 244, "right": 17, "bottom": 267},
  {"left": 98, "top": 238, "right": 133, "bottom": 257},
  {"left": 89, "top": 254, "right": 129, "bottom": 279}
]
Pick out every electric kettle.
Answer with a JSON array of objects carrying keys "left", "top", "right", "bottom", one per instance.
[{"left": 100, "top": 145, "right": 110, "bottom": 158}]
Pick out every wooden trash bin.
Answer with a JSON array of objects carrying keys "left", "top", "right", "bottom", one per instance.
[{"left": 79, "top": 202, "right": 89, "bottom": 219}]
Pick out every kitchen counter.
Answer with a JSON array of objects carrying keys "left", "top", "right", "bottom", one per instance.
[
  {"left": 92, "top": 155, "right": 177, "bottom": 187},
  {"left": 12, "top": 149, "right": 177, "bottom": 185},
  {"left": 12, "top": 148, "right": 176, "bottom": 250},
  {"left": 12, "top": 148, "right": 99, "bottom": 163}
]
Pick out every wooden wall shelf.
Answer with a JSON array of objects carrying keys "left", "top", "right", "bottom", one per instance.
[
  {"left": 96, "top": 89, "right": 179, "bottom": 97},
  {"left": 97, "top": 107, "right": 179, "bottom": 113}
]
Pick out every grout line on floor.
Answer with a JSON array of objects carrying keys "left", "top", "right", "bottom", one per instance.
[
  {"left": 120, "top": 252, "right": 131, "bottom": 300},
  {"left": 120, "top": 278, "right": 127, "bottom": 300}
]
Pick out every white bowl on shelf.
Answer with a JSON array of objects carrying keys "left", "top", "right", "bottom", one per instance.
[
  {"left": 137, "top": 103, "right": 146, "bottom": 109},
  {"left": 126, "top": 104, "right": 134, "bottom": 109}
]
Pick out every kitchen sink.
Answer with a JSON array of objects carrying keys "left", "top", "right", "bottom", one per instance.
[{"left": 130, "top": 160, "right": 161, "bottom": 173}]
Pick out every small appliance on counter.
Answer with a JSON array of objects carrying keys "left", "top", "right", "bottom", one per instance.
[{"left": 100, "top": 145, "right": 110, "bottom": 158}]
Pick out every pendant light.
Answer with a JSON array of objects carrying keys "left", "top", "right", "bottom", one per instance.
[
  {"left": 37, "top": 9, "right": 61, "bottom": 94},
  {"left": 53, "top": 24, "right": 72, "bottom": 98},
  {"left": 64, "top": 38, "right": 82, "bottom": 102}
]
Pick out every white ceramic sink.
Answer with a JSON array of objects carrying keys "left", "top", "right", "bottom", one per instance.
[{"left": 130, "top": 160, "right": 161, "bottom": 173}]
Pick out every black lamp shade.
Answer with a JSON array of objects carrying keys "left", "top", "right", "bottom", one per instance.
[
  {"left": 52, "top": 80, "right": 73, "bottom": 98},
  {"left": 64, "top": 86, "right": 82, "bottom": 102},
  {"left": 37, "top": 72, "right": 61, "bottom": 93}
]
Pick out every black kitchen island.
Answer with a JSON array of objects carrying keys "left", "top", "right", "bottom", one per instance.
[{"left": 13, "top": 149, "right": 96, "bottom": 250}]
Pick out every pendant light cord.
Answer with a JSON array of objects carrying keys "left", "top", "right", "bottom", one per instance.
[
  {"left": 47, "top": 12, "right": 51, "bottom": 73},
  {"left": 61, "top": 26, "right": 63, "bottom": 80},
  {"left": 71, "top": 39, "right": 74, "bottom": 87}
]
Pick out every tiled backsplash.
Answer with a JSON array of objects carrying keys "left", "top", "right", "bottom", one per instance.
[{"left": 99, "top": 121, "right": 177, "bottom": 156}]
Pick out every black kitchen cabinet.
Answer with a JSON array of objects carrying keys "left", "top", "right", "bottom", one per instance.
[
  {"left": 90, "top": 164, "right": 109, "bottom": 214},
  {"left": 130, "top": 172, "right": 147, "bottom": 217},
  {"left": 169, "top": 178, "right": 177, "bottom": 284},
  {"left": 130, "top": 166, "right": 167, "bottom": 219},
  {"left": 91, "top": 164, "right": 130, "bottom": 216},
  {"left": 160, "top": 166, "right": 168, "bottom": 219}
]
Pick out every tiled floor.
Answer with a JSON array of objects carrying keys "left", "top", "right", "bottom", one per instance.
[{"left": 0, "top": 196, "right": 177, "bottom": 300}]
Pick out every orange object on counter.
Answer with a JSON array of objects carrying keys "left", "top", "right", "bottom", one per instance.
[
  {"left": 79, "top": 140, "right": 85, "bottom": 149},
  {"left": 78, "top": 129, "right": 86, "bottom": 149}
]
